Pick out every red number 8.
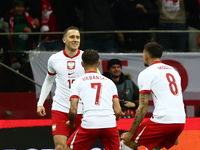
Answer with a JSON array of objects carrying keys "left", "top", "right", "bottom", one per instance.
[{"left": 166, "top": 73, "right": 178, "bottom": 95}]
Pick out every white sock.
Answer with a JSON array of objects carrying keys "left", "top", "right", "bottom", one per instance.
[{"left": 120, "top": 141, "right": 133, "bottom": 150}]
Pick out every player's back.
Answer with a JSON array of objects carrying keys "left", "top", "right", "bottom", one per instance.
[
  {"left": 71, "top": 71, "right": 118, "bottom": 129},
  {"left": 138, "top": 61, "right": 186, "bottom": 124}
]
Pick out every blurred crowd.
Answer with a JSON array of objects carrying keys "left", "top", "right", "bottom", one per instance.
[
  {"left": 1, "top": 0, "right": 200, "bottom": 54},
  {"left": 0, "top": 0, "right": 200, "bottom": 92}
]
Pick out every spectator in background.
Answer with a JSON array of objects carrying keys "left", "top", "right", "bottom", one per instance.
[
  {"left": 24, "top": 0, "right": 42, "bottom": 28},
  {"left": 112, "top": 0, "right": 159, "bottom": 52},
  {"left": 24, "top": 0, "right": 42, "bottom": 49},
  {"left": 76, "top": 0, "right": 117, "bottom": 52},
  {"left": 37, "top": 0, "right": 64, "bottom": 51},
  {"left": 103, "top": 59, "right": 139, "bottom": 118},
  {"left": 0, "top": 0, "right": 40, "bottom": 70},
  {"left": 156, "top": 0, "right": 188, "bottom": 52},
  {"left": 185, "top": 0, "right": 200, "bottom": 52},
  {"left": 0, "top": 1, "right": 13, "bottom": 58}
]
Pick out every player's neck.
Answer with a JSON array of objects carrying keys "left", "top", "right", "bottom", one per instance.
[
  {"left": 65, "top": 48, "right": 78, "bottom": 57},
  {"left": 84, "top": 67, "right": 97, "bottom": 73},
  {"left": 148, "top": 58, "right": 161, "bottom": 66}
]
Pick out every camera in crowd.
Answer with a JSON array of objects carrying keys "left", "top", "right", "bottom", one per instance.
[{"left": 120, "top": 99, "right": 127, "bottom": 111}]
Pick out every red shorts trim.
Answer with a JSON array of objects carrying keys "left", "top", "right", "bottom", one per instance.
[
  {"left": 51, "top": 110, "right": 82, "bottom": 137},
  {"left": 67, "top": 126, "right": 120, "bottom": 150},
  {"left": 131, "top": 119, "right": 185, "bottom": 149}
]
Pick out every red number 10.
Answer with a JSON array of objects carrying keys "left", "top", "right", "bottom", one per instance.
[{"left": 166, "top": 73, "right": 178, "bottom": 95}]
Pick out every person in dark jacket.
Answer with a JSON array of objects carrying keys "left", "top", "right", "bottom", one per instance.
[{"left": 103, "top": 59, "right": 139, "bottom": 118}]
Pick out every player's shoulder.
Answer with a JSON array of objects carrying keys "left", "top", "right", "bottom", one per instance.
[
  {"left": 79, "top": 49, "right": 84, "bottom": 54},
  {"left": 49, "top": 50, "right": 63, "bottom": 60},
  {"left": 103, "top": 75, "right": 116, "bottom": 85},
  {"left": 139, "top": 65, "right": 152, "bottom": 75},
  {"left": 139, "top": 63, "right": 159, "bottom": 78}
]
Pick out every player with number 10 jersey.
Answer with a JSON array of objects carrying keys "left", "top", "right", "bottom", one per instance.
[{"left": 47, "top": 49, "right": 84, "bottom": 113}]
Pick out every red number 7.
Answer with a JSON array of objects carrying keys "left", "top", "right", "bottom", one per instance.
[{"left": 91, "top": 83, "right": 101, "bottom": 105}]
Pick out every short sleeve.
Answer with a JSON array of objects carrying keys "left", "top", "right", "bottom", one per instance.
[
  {"left": 70, "top": 79, "right": 80, "bottom": 98},
  {"left": 47, "top": 55, "right": 56, "bottom": 75},
  {"left": 110, "top": 80, "right": 118, "bottom": 97},
  {"left": 138, "top": 69, "right": 153, "bottom": 94}
]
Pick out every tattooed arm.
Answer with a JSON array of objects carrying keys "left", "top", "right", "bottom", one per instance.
[
  {"left": 121, "top": 93, "right": 150, "bottom": 142},
  {"left": 66, "top": 98, "right": 78, "bottom": 128},
  {"left": 129, "top": 93, "right": 149, "bottom": 134}
]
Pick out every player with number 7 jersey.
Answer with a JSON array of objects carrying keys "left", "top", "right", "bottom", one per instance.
[
  {"left": 65, "top": 49, "right": 121, "bottom": 150},
  {"left": 70, "top": 73, "right": 119, "bottom": 128}
]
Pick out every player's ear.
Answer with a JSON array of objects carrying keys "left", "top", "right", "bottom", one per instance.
[
  {"left": 97, "top": 61, "right": 100, "bottom": 67},
  {"left": 81, "top": 62, "right": 84, "bottom": 67},
  {"left": 143, "top": 50, "right": 149, "bottom": 60},
  {"left": 62, "top": 37, "right": 66, "bottom": 43}
]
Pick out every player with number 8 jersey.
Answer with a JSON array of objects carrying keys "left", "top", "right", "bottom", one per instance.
[
  {"left": 121, "top": 42, "right": 186, "bottom": 150},
  {"left": 138, "top": 61, "right": 185, "bottom": 123}
]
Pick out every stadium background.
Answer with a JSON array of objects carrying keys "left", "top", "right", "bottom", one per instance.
[{"left": 0, "top": 52, "right": 200, "bottom": 150}]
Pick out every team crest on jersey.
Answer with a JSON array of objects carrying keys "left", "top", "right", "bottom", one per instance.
[{"left": 67, "top": 61, "right": 75, "bottom": 70}]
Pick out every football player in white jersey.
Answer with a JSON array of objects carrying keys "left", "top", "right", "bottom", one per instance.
[
  {"left": 37, "top": 26, "right": 85, "bottom": 150},
  {"left": 121, "top": 42, "right": 186, "bottom": 150},
  {"left": 64, "top": 49, "right": 122, "bottom": 150}
]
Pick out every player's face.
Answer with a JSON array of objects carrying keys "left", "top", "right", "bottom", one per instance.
[
  {"left": 108, "top": 64, "right": 122, "bottom": 78},
  {"left": 63, "top": 29, "right": 80, "bottom": 51}
]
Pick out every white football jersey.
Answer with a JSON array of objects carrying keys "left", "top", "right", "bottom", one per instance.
[
  {"left": 138, "top": 61, "right": 186, "bottom": 123},
  {"left": 70, "top": 71, "right": 119, "bottom": 129},
  {"left": 48, "top": 49, "right": 85, "bottom": 113}
]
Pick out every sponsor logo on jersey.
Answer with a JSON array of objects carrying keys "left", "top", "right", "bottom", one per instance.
[{"left": 68, "top": 72, "right": 74, "bottom": 75}]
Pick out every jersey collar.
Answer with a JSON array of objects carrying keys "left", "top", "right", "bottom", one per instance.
[
  {"left": 86, "top": 71, "right": 97, "bottom": 73},
  {"left": 63, "top": 49, "right": 80, "bottom": 58},
  {"left": 151, "top": 61, "right": 162, "bottom": 66}
]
